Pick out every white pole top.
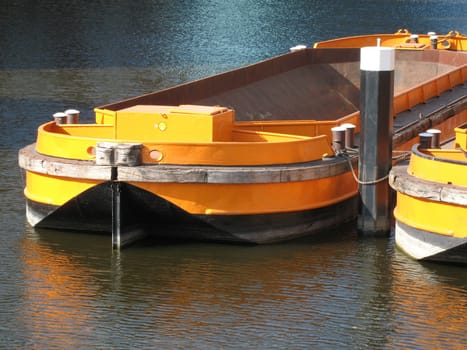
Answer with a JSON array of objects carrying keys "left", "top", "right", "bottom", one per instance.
[
  {"left": 289, "top": 45, "right": 307, "bottom": 52},
  {"left": 360, "top": 46, "right": 395, "bottom": 71},
  {"left": 341, "top": 123, "right": 356, "bottom": 129}
]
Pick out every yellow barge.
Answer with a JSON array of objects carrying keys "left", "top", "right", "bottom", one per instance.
[
  {"left": 18, "top": 30, "right": 467, "bottom": 247},
  {"left": 390, "top": 124, "right": 467, "bottom": 264}
]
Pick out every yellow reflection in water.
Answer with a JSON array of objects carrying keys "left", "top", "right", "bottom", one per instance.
[
  {"left": 389, "top": 251, "right": 467, "bottom": 348},
  {"left": 20, "top": 229, "right": 101, "bottom": 347}
]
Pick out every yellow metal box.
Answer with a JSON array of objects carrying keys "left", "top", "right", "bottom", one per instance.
[
  {"left": 114, "top": 104, "right": 234, "bottom": 142},
  {"left": 454, "top": 123, "right": 467, "bottom": 150}
]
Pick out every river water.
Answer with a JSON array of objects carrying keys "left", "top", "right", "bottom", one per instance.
[{"left": 1, "top": 1, "right": 466, "bottom": 348}]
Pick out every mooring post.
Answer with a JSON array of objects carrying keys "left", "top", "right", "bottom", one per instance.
[
  {"left": 358, "top": 45, "right": 395, "bottom": 235},
  {"left": 111, "top": 181, "right": 122, "bottom": 249},
  {"left": 111, "top": 166, "right": 121, "bottom": 249}
]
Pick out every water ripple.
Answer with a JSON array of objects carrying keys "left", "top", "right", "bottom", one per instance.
[{"left": 1, "top": 0, "right": 467, "bottom": 348}]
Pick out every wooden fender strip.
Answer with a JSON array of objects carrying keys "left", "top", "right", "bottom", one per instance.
[
  {"left": 19, "top": 144, "right": 113, "bottom": 181},
  {"left": 389, "top": 164, "right": 467, "bottom": 206},
  {"left": 19, "top": 144, "right": 357, "bottom": 184}
]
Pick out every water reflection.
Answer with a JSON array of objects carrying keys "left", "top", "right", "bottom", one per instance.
[
  {"left": 3, "top": 0, "right": 467, "bottom": 347},
  {"left": 19, "top": 229, "right": 104, "bottom": 347},
  {"left": 19, "top": 228, "right": 467, "bottom": 348},
  {"left": 388, "top": 250, "right": 467, "bottom": 348}
]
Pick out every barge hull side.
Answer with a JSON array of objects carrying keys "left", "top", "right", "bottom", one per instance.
[
  {"left": 395, "top": 221, "right": 467, "bottom": 264},
  {"left": 26, "top": 182, "right": 358, "bottom": 244}
]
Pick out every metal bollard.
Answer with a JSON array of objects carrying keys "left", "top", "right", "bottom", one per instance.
[
  {"left": 419, "top": 132, "right": 433, "bottom": 149},
  {"left": 331, "top": 126, "right": 346, "bottom": 152},
  {"left": 53, "top": 112, "right": 67, "bottom": 125},
  {"left": 427, "top": 129, "right": 441, "bottom": 148},
  {"left": 65, "top": 109, "right": 80, "bottom": 124},
  {"left": 409, "top": 34, "right": 419, "bottom": 43},
  {"left": 430, "top": 35, "right": 438, "bottom": 49},
  {"left": 341, "top": 123, "right": 356, "bottom": 149}
]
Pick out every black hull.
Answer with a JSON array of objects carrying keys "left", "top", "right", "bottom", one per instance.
[
  {"left": 395, "top": 221, "right": 467, "bottom": 265},
  {"left": 26, "top": 182, "right": 358, "bottom": 244},
  {"left": 428, "top": 243, "right": 467, "bottom": 265}
]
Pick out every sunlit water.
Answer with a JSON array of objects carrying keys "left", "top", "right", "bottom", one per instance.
[{"left": 1, "top": 1, "right": 466, "bottom": 348}]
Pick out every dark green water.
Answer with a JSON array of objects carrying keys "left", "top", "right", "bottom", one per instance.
[{"left": 1, "top": 1, "right": 466, "bottom": 348}]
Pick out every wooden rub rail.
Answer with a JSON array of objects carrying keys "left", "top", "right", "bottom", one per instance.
[
  {"left": 390, "top": 164, "right": 467, "bottom": 206},
  {"left": 18, "top": 144, "right": 358, "bottom": 184}
]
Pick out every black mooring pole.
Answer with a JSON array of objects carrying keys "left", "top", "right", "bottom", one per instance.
[
  {"left": 111, "top": 166, "right": 121, "bottom": 249},
  {"left": 358, "top": 46, "right": 395, "bottom": 235}
]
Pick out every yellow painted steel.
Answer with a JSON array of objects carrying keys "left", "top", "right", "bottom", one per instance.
[
  {"left": 408, "top": 150, "right": 467, "bottom": 186},
  {"left": 35, "top": 105, "right": 336, "bottom": 166},
  {"left": 141, "top": 134, "right": 332, "bottom": 165},
  {"left": 234, "top": 115, "right": 362, "bottom": 142},
  {"left": 24, "top": 166, "right": 358, "bottom": 215},
  {"left": 24, "top": 171, "right": 101, "bottom": 206},
  {"left": 27, "top": 103, "right": 355, "bottom": 211},
  {"left": 454, "top": 123, "right": 467, "bottom": 150},
  {"left": 315, "top": 34, "right": 418, "bottom": 48},
  {"left": 94, "top": 108, "right": 116, "bottom": 124},
  {"left": 394, "top": 192, "right": 466, "bottom": 238},
  {"left": 132, "top": 172, "right": 357, "bottom": 215},
  {"left": 313, "top": 30, "right": 467, "bottom": 51},
  {"left": 114, "top": 105, "right": 234, "bottom": 142},
  {"left": 233, "top": 120, "right": 341, "bottom": 139},
  {"left": 35, "top": 62, "right": 466, "bottom": 164},
  {"left": 36, "top": 122, "right": 114, "bottom": 161}
]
